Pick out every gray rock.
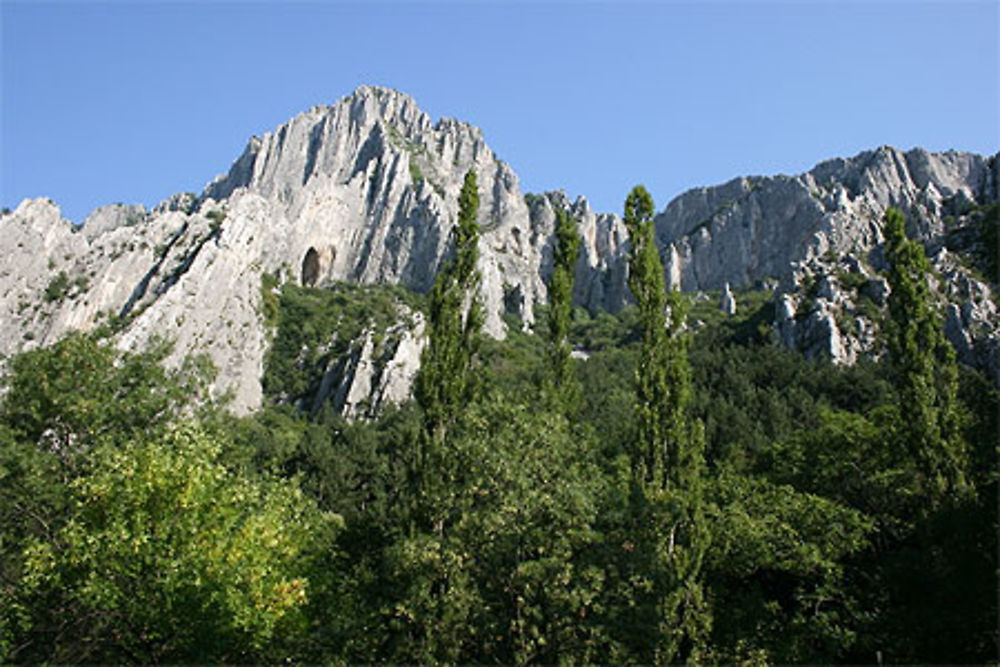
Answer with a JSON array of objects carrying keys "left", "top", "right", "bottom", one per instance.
[
  {"left": 317, "top": 309, "right": 426, "bottom": 420},
  {"left": 526, "top": 191, "right": 629, "bottom": 314},
  {"left": 720, "top": 283, "right": 737, "bottom": 315},
  {"left": 945, "top": 303, "right": 975, "bottom": 362},
  {"left": 2, "top": 85, "right": 998, "bottom": 415},
  {"left": 656, "top": 147, "right": 995, "bottom": 292}
]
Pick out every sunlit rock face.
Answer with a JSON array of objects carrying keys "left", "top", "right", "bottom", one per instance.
[
  {"left": 1, "top": 87, "right": 554, "bottom": 413},
  {"left": 655, "top": 146, "right": 998, "bottom": 369},
  {"left": 2, "top": 85, "right": 997, "bottom": 414},
  {"left": 657, "top": 146, "right": 997, "bottom": 292}
]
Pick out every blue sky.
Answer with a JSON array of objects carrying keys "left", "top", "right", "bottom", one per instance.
[{"left": 2, "top": 1, "right": 997, "bottom": 223}]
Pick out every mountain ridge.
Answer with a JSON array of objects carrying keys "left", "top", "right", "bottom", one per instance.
[{"left": 1, "top": 85, "right": 996, "bottom": 413}]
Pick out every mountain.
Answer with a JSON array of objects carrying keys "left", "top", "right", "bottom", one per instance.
[
  {"left": 1, "top": 86, "right": 996, "bottom": 413},
  {"left": 654, "top": 145, "right": 999, "bottom": 377},
  {"left": 657, "top": 145, "right": 997, "bottom": 290}
]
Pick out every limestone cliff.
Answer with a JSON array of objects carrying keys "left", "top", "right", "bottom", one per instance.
[
  {"left": 657, "top": 146, "right": 998, "bottom": 291},
  {"left": 653, "top": 146, "right": 998, "bottom": 380},
  {"left": 1, "top": 86, "right": 997, "bottom": 414},
  {"left": 1, "top": 87, "right": 554, "bottom": 413}
]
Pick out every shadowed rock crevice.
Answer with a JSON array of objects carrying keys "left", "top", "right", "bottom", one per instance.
[{"left": 301, "top": 248, "right": 320, "bottom": 287}]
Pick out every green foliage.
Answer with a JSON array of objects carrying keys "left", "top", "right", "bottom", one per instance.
[
  {"left": 16, "top": 424, "right": 338, "bottom": 663},
  {"left": 415, "top": 169, "right": 482, "bottom": 454},
  {"left": 689, "top": 286, "right": 776, "bottom": 347},
  {"left": 836, "top": 267, "right": 869, "bottom": 291},
  {"left": 945, "top": 201, "right": 1000, "bottom": 285},
  {"left": 978, "top": 201, "right": 1000, "bottom": 283},
  {"left": 1, "top": 332, "right": 207, "bottom": 453},
  {"left": 622, "top": 184, "right": 711, "bottom": 662},
  {"left": 0, "top": 333, "right": 218, "bottom": 662},
  {"left": 205, "top": 208, "right": 226, "bottom": 232},
  {"left": 408, "top": 157, "right": 424, "bottom": 184},
  {"left": 883, "top": 207, "right": 969, "bottom": 506},
  {"left": 261, "top": 281, "right": 423, "bottom": 404},
  {"left": 624, "top": 185, "right": 669, "bottom": 480},
  {"left": 259, "top": 270, "right": 281, "bottom": 327},
  {"left": 348, "top": 395, "right": 606, "bottom": 663},
  {"left": 706, "top": 469, "right": 873, "bottom": 662},
  {"left": 569, "top": 304, "right": 640, "bottom": 351},
  {"left": 43, "top": 270, "right": 71, "bottom": 303},
  {"left": 546, "top": 207, "right": 582, "bottom": 407}
]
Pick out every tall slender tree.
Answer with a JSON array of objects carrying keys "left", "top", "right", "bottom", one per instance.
[
  {"left": 623, "top": 185, "right": 711, "bottom": 662},
  {"left": 546, "top": 206, "right": 582, "bottom": 408},
  {"left": 387, "top": 170, "right": 484, "bottom": 661},
  {"left": 415, "top": 170, "right": 483, "bottom": 449},
  {"left": 412, "top": 169, "right": 483, "bottom": 531},
  {"left": 883, "top": 207, "right": 969, "bottom": 506}
]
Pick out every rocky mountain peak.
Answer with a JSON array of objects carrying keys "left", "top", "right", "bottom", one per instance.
[
  {"left": 2, "top": 87, "right": 997, "bottom": 414},
  {"left": 0, "top": 87, "right": 560, "bottom": 413}
]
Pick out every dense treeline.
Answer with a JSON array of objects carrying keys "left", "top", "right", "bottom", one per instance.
[{"left": 0, "top": 179, "right": 996, "bottom": 663}]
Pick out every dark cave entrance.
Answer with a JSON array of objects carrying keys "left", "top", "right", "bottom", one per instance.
[{"left": 301, "top": 247, "right": 320, "bottom": 287}]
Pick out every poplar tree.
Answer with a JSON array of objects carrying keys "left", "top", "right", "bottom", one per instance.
[
  {"left": 623, "top": 185, "right": 710, "bottom": 662},
  {"left": 883, "top": 207, "right": 969, "bottom": 506},
  {"left": 415, "top": 170, "right": 482, "bottom": 448},
  {"left": 546, "top": 207, "right": 582, "bottom": 408},
  {"left": 391, "top": 171, "right": 483, "bottom": 661},
  {"left": 412, "top": 169, "right": 483, "bottom": 531}
]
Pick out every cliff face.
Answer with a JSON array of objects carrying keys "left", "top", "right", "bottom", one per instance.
[
  {"left": 0, "top": 87, "right": 565, "bottom": 413},
  {"left": 657, "top": 146, "right": 998, "bottom": 291},
  {"left": 1, "top": 86, "right": 997, "bottom": 414}
]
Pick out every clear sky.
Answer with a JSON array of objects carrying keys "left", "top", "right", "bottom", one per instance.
[{"left": 2, "top": 0, "right": 998, "bottom": 223}]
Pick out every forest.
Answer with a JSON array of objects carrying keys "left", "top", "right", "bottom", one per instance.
[{"left": 0, "top": 172, "right": 996, "bottom": 664}]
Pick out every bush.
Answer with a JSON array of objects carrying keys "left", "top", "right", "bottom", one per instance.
[{"left": 43, "top": 272, "right": 70, "bottom": 303}]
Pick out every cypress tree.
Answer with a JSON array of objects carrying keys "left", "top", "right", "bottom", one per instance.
[
  {"left": 883, "top": 207, "right": 969, "bottom": 506},
  {"left": 546, "top": 207, "right": 582, "bottom": 408},
  {"left": 415, "top": 170, "right": 482, "bottom": 439},
  {"left": 413, "top": 170, "right": 483, "bottom": 516},
  {"left": 623, "top": 185, "right": 711, "bottom": 662}
]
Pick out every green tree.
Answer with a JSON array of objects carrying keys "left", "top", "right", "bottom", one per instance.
[
  {"left": 1, "top": 332, "right": 206, "bottom": 455},
  {"left": 706, "top": 468, "right": 873, "bottom": 663},
  {"left": 370, "top": 394, "right": 605, "bottom": 664},
  {"left": 413, "top": 169, "right": 483, "bottom": 515},
  {"left": 621, "top": 185, "right": 711, "bottom": 662},
  {"left": 14, "top": 424, "right": 338, "bottom": 663},
  {"left": 374, "top": 169, "right": 484, "bottom": 661},
  {"left": 546, "top": 207, "right": 582, "bottom": 408},
  {"left": 883, "top": 207, "right": 969, "bottom": 507},
  {"left": 0, "top": 333, "right": 214, "bottom": 661}
]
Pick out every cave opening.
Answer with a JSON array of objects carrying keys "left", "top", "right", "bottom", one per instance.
[{"left": 301, "top": 247, "right": 320, "bottom": 287}]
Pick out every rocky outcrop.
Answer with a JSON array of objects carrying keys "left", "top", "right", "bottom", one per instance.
[
  {"left": 525, "top": 191, "right": 629, "bottom": 315},
  {"left": 720, "top": 283, "right": 737, "bottom": 315},
  {"left": 2, "top": 85, "right": 997, "bottom": 414},
  {"left": 768, "top": 232, "right": 998, "bottom": 375},
  {"left": 313, "top": 311, "right": 426, "bottom": 421},
  {"left": 658, "top": 147, "right": 998, "bottom": 291},
  {"left": 1, "top": 87, "right": 558, "bottom": 413},
  {"left": 655, "top": 147, "right": 998, "bottom": 371}
]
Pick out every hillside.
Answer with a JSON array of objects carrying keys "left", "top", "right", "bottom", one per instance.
[{"left": 1, "top": 86, "right": 998, "bottom": 663}]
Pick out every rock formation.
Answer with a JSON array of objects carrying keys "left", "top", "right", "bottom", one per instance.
[
  {"left": 720, "top": 283, "right": 737, "bottom": 315},
  {"left": 657, "top": 147, "right": 998, "bottom": 291},
  {"left": 1, "top": 87, "right": 556, "bottom": 413},
  {"left": 1, "top": 86, "right": 997, "bottom": 415}
]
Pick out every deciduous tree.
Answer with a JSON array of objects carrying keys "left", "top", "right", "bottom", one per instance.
[
  {"left": 883, "top": 207, "right": 969, "bottom": 506},
  {"left": 546, "top": 207, "right": 582, "bottom": 408},
  {"left": 622, "top": 185, "right": 711, "bottom": 662}
]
